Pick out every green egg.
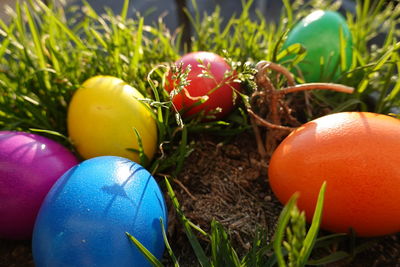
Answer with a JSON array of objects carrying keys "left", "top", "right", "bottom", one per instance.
[{"left": 281, "top": 10, "right": 353, "bottom": 82}]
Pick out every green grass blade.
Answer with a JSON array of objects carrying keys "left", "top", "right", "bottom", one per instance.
[
  {"left": 129, "top": 17, "right": 144, "bottom": 77},
  {"left": 210, "top": 220, "right": 241, "bottom": 267},
  {"left": 276, "top": 43, "right": 304, "bottom": 62},
  {"left": 339, "top": 26, "right": 348, "bottom": 72},
  {"left": 384, "top": 52, "right": 400, "bottom": 103},
  {"left": 358, "top": 42, "right": 400, "bottom": 93},
  {"left": 282, "top": 0, "right": 293, "bottom": 26},
  {"left": 36, "top": 1, "right": 85, "bottom": 49},
  {"left": 372, "top": 42, "right": 400, "bottom": 71},
  {"left": 313, "top": 233, "right": 348, "bottom": 249},
  {"left": 241, "top": 228, "right": 274, "bottom": 267},
  {"left": 110, "top": 15, "right": 122, "bottom": 77},
  {"left": 24, "top": 2, "right": 50, "bottom": 89},
  {"left": 29, "top": 128, "right": 69, "bottom": 140},
  {"left": 125, "top": 232, "right": 164, "bottom": 267},
  {"left": 82, "top": 0, "right": 99, "bottom": 19},
  {"left": 120, "top": 0, "right": 130, "bottom": 21},
  {"left": 362, "top": 0, "right": 370, "bottom": 20},
  {"left": 165, "top": 178, "right": 211, "bottom": 267},
  {"left": 89, "top": 28, "right": 108, "bottom": 48},
  {"left": 146, "top": 66, "right": 168, "bottom": 144},
  {"left": 132, "top": 127, "right": 149, "bottom": 166},
  {"left": 0, "top": 30, "right": 12, "bottom": 59},
  {"left": 307, "top": 251, "right": 350, "bottom": 265},
  {"left": 375, "top": 62, "right": 396, "bottom": 113},
  {"left": 15, "top": 1, "right": 27, "bottom": 42},
  {"left": 331, "top": 98, "right": 364, "bottom": 113},
  {"left": 173, "top": 126, "right": 188, "bottom": 176},
  {"left": 273, "top": 193, "right": 299, "bottom": 267},
  {"left": 160, "top": 218, "right": 180, "bottom": 267},
  {"left": 299, "top": 181, "right": 327, "bottom": 266}
]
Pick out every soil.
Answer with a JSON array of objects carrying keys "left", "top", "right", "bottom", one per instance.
[{"left": 1, "top": 132, "right": 399, "bottom": 267}]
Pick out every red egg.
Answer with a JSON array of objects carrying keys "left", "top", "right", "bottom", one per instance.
[
  {"left": 166, "top": 51, "right": 241, "bottom": 121},
  {"left": 0, "top": 131, "right": 79, "bottom": 239}
]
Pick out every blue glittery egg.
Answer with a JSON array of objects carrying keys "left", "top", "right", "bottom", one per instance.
[{"left": 32, "top": 156, "right": 167, "bottom": 267}]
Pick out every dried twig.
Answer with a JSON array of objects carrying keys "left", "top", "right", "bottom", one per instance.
[
  {"left": 173, "top": 178, "right": 197, "bottom": 201},
  {"left": 247, "top": 108, "right": 295, "bottom": 132},
  {"left": 248, "top": 61, "right": 354, "bottom": 159},
  {"left": 280, "top": 83, "right": 354, "bottom": 95},
  {"left": 256, "top": 60, "right": 296, "bottom": 87}
]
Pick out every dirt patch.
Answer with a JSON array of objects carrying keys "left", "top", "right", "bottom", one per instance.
[
  {"left": 1, "top": 132, "right": 399, "bottom": 266},
  {"left": 0, "top": 239, "right": 33, "bottom": 267},
  {"left": 165, "top": 132, "right": 400, "bottom": 266},
  {"left": 166, "top": 132, "right": 281, "bottom": 253}
]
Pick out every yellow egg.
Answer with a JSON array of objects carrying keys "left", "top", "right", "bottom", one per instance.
[{"left": 67, "top": 75, "right": 157, "bottom": 164}]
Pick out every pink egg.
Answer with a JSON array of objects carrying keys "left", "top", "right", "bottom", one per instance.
[{"left": 0, "top": 131, "right": 79, "bottom": 239}]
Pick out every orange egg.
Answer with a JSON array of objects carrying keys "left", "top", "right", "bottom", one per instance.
[{"left": 268, "top": 112, "right": 400, "bottom": 237}]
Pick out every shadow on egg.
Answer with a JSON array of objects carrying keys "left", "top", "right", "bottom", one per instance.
[
  {"left": 0, "top": 131, "right": 78, "bottom": 240},
  {"left": 32, "top": 156, "right": 167, "bottom": 267}
]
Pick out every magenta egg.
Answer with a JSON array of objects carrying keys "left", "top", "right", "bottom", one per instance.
[{"left": 0, "top": 131, "right": 79, "bottom": 239}]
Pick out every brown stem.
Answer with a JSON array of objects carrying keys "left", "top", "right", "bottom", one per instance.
[
  {"left": 281, "top": 101, "right": 301, "bottom": 126},
  {"left": 270, "top": 92, "right": 280, "bottom": 125},
  {"left": 250, "top": 90, "right": 267, "bottom": 100},
  {"left": 256, "top": 61, "right": 296, "bottom": 87},
  {"left": 250, "top": 117, "right": 267, "bottom": 158},
  {"left": 303, "top": 91, "right": 313, "bottom": 118},
  {"left": 182, "top": 87, "right": 208, "bottom": 101},
  {"left": 250, "top": 60, "right": 355, "bottom": 160},
  {"left": 252, "top": 61, "right": 296, "bottom": 158},
  {"left": 247, "top": 108, "right": 295, "bottom": 132},
  {"left": 280, "top": 83, "right": 354, "bottom": 95},
  {"left": 255, "top": 68, "right": 275, "bottom": 92}
]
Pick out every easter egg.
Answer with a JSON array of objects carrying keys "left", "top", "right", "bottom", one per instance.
[
  {"left": 282, "top": 10, "right": 352, "bottom": 82},
  {"left": 32, "top": 156, "right": 167, "bottom": 267},
  {"left": 0, "top": 131, "right": 78, "bottom": 239},
  {"left": 67, "top": 76, "right": 158, "bottom": 164},
  {"left": 268, "top": 112, "right": 400, "bottom": 237},
  {"left": 165, "top": 51, "right": 241, "bottom": 121}
]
